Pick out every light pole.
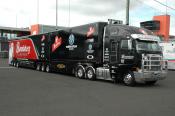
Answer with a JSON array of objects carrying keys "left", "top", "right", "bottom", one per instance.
[
  {"left": 37, "top": 0, "right": 39, "bottom": 24},
  {"left": 16, "top": 14, "right": 18, "bottom": 27},
  {"left": 68, "top": 0, "right": 70, "bottom": 27},
  {"left": 126, "top": 0, "right": 130, "bottom": 25},
  {"left": 56, "top": 0, "right": 58, "bottom": 30},
  {"left": 165, "top": 0, "right": 167, "bottom": 14}
]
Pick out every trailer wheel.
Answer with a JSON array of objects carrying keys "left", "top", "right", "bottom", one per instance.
[
  {"left": 14, "top": 62, "right": 17, "bottom": 67},
  {"left": 16, "top": 62, "right": 19, "bottom": 68},
  {"left": 46, "top": 65, "right": 51, "bottom": 73},
  {"left": 11, "top": 62, "right": 14, "bottom": 66},
  {"left": 76, "top": 65, "right": 85, "bottom": 79},
  {"left": 41, "top": 64, "right": 45, "bottom": 72},
  {"left": 86, "top": 66, "right": 96, "bottom": 80},
  {"left": 36, "top": 64, "right": 41, "bottom": 71},
  {"left": 123, "top": 71, "right": 135, "bottom": 86}
]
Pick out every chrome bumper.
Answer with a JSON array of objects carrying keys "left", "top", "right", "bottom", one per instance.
[{"left": 134, "top": 70, "right": 167, "bottom": 83}]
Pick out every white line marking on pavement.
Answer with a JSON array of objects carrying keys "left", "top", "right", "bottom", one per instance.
[{"left": 0, "top": 67, "right": 15, "bottom": 69}]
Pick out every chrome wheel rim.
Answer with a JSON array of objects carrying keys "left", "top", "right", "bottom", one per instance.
[
  {"left": 87, "top": 70, "right": 93, "bottom": 79},
  {"left": 124, "top": 74, "right": 132, "bottom": 85},
  {"left": 16, "top": 63, "right": 19, "bottom": 68},
  {"left": 77, "top": 69, "right": 83, "bottom": 77},
  {"left": 46, "top": 65, "right": 49, "bottom": 72},
  {"left": 41, "top": 65, "right": 45, "bottom": 71},
  {"left": 37, "top": 65, "right": 40, "bottom": 70}
]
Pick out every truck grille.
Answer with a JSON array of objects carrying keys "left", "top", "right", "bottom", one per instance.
[{"left": 142, "top": 54, "right": 162, "bottom": 72}]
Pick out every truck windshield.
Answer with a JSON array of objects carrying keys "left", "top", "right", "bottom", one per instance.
[{"left": 136, "top": 40, "right": 161, "bottom": 52}]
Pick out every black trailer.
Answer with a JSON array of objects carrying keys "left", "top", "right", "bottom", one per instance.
[{"left": 9, "top": 20, "right": 167, "bottom": 86}]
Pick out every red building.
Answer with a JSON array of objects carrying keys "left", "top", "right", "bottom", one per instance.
[
  {"left": 153, "top": 15, "right": 170, "bottom": 41},
  {"left": 141, "top": 15, "right": 171, "bottom": 41}
]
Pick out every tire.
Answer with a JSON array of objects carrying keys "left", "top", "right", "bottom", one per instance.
[
  {"left": 86, "top": 66, "right": 96, "bottom": 80},
  {"left": 13, "top": 62, "right": 16, "bottom": 67},
  {"left": 76, "top": 65, "right": 85, "bottom": 79},
  {"left": 46, "top": 65, "right": 51, "bottom": 73},
  {"left": 123, "top": 71, "right": 135, "bottom": 86},
  {"left": 41, "top": 64, "right": 45, "bottom": 72},
  {"left": 16, "top": 62, "right": 19, "bottom": 68},
  {"left": 145, "top": 81, "right": 157, "bottom": 85},
  {"left": 12, "top": 62, "right": 14, "bottom": 66},
  {"left": 10, "top": 61, "right": 14, "bottom": 66},
  {"left": 113, "top": 73, "right": 122, "bottom": 84},
  {"left": 36, "top": 64, "right": 41, "bottom": 71}
]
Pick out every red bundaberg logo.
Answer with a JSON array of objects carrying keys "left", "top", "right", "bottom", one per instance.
[
  {"left": 87, "top": 27, "right": 95, "bottom": 37},
  {"left": 52, "top": 36, "right": 62, "bottom": 52},
  {"left": 41, "top": 35, "right": 46, "bottom": 42}
]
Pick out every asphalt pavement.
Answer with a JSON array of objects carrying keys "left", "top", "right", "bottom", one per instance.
[{"left": 0, "top": 58, "right": 175, "bottom": 116}]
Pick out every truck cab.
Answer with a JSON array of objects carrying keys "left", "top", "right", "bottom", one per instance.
[{"left": 100, "top": 24, "right": 167, "bottom": 86}]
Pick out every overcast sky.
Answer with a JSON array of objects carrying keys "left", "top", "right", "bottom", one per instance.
[{"left": 0, "top": 0, "right": 175, "bottom": 35}]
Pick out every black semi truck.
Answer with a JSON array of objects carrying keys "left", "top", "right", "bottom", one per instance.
[{"left": 9, "top": 20, "right": 167, "bottom": 86}]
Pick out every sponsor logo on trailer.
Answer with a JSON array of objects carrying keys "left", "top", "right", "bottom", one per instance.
[
  {"left": 87, "top": 44, "right": 94, "bottom": 53},
  {"left": 87, "top": 55, "right": 94, "bottom": 59},
  {"left": 87, "top": 27, "right": 95, "bottom": 37},
  {"left": 14, "top": 39, "right": 38, "bottom": 60},
  {"left": 69, "top": 34, "right": 74, "bottom": 45},
  {"left": 57, "top": 64, "right": 66, "bottom": 69},
  {"left": 66, "top": 34, "right": 77, "bottom": 50},
  {"left": 41, "top": 35, "right": 46, "bottom": 42},
  {"left": 16, "top": 42, "right": 31, "bottom": 54},
  {"left": 52, "top": 36, "right": 62, "bottom": 52}
]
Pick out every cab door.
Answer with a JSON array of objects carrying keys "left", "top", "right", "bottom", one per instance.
[{"left": 120, "top": 39, "right": 134, "bottom": 64}]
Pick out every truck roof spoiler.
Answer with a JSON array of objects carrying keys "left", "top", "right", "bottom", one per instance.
[{"left": 131, "top": 34, "right": 159, "bottom": 42}]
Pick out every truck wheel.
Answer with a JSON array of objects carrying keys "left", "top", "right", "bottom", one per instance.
[
  {"left": 16, "top": 62, "right": 19, "bottom": 68},
  {"left": 145, "top": 81, "right": 157, "bottom": 85},
  {"left": 41, "top": 64, "right": 45, "bottom": 72},
  {"left": 36, "top": 64, "right": 41, "bottom": 71},
  {"left": 46, "top": 65, "right": 51, "bottom": 73},
  {"left": 86, "top": 66, "right": 96, "bottom": 80},
  {"left": 76, "top": 65, "right": 85, "bottom": 79},
  {"left": 123, "top": 71, "right": 135, "bottom": 86},
  {"left": 12, "top": 62, "right": 14, "bottom": 66},
  {"left": 13, "top": 62, "right": 16, "bottom": 67}
]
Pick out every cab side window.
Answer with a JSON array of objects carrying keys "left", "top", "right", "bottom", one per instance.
[{"left": 121, "top": 40, "right": 128, "bottom": 49}]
